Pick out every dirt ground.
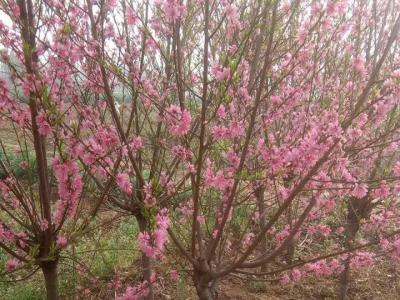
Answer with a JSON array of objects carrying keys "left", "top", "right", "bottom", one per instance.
[{"left": 157, "top": 258, "right": 400, "bottom": 300}]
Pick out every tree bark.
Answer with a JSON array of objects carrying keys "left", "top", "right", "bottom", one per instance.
[
  {"left": 339, "top": 197, "right": 371, "bottom": 300},
  {"left": 284, "top": 176, "right": 295, "bottom": 265},
  {"left": 194, "top": 272, "right": 217, "bottom": 300},
  {"left": 339, "top": 256, "right": 351, "bottom": 300},
  {"left": 255, "top": 186, "right": 267, "bottom": 273},
  {"left": 136, "top": 214, "right": 153, "bottom": 299},
  {"left": 41, "top": 260, "right": 59, "bottom": 300}
]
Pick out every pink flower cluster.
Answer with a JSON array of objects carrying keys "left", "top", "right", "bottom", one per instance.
[
  {"left": 204, "top": 161, "right": 233, "bottom": 192},
  {"left": 161, "top": 0, "right": 186, "bottom": 21},
  {"left": 211, "top": 64, "right": 231, "bottom": 81},
  {"left": 53, "top": 158, "right": 83, "bottom": 225},
  {"left": 224, "top": 3, "right": 241, "bottom": 35},
  {"left": 125, "top": 7, "right": 138, "bottom": 25},
  {"left": 0, "top": 224, "right": 15, "bottom": 242},
  {"left": 144, "top": 183, "right": 156, "bottom": 206},
  {"left": 5, "top": 258, "right": 19, "bottom": 272},
  {"left": 36, "top": 111, "right": 53, "bottom": 137},
  {"left": 212, "top": 121, "right": 245, "bottom": 140},
  {"left": 280, "top": 253, "right": 374, "bottom": 285},
  {"left": 172, "top": 145, "right": 193, "bottom": 161},
  {"left": 56, "top": 236, "right": 68, "bottom": 248},
  {"left": 137, "top": 209, "right": 170, "bottom": 258},
  {"left": 349, "top": 251, "right": 375, "bottom": 268},
  {"left": 307, "top": 224, "right": 332, "bottom": 237},
  {"left": 116, "top": 173, "right": 132, "bottom": 194},
  {"left": 305, "top": 259, "right": 342, "bottom": 277},
  {"left": 372, "top": 181, "right": 390, "bottom": 199},
  {"left": 117, "top": 281, "right": 150, "bottom": 300},
  {"left": 164, "top": 105, "right": 192, "bottom": 136},
  {"left": 352, "top": 183, "right": 368, "bottom": 198}
]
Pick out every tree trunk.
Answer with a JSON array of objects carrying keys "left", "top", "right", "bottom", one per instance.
[
  {"left": 285, "top": 206, "right": 295, "bottom": 265},
  {"left": 42, "top": 260, "right": 59, "bottom": 300},
  {"left": 339, "top": 256, "right": 351, "bottom": 300},
  {"left": 194, "top": 273, "right": 217, "bottom": 300},
  {"left": 136, "top": 214, "right": 153, "bottom": 300},
  {"left": 339, "top": 197, "right": 367, "bottom": 300},
  {"left": 255, "top": 186, "right": 267, "bottom": 273},
  {"left": 283, "top": 176, "right": 295, "bottom": 265}
]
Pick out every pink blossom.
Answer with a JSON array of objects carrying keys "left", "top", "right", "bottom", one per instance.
[
  {"left": 117, "top": 282, "right": 150, "bottom": 300},
  {"left": 126, "top": 7, "right": 138, "bottom": 25},
  {"left": 372, "top": 181, "right": 390, "bottom": 199},
  {"left": 138, "top": 232, "right": 157, "bottom": 258},
  {"left": 228, "top": 121, "right": 245, "bottom": 138},
  {"left": 53, "top": 159, "right": 82, "bottom": 224},
  {"left": 224, "top": 3, "right": 240, "bottom": 33},
  {"left": 185, "top": 163, "right": 196, "bottom": 174},
  {"left": 162, "top": 0, "right": 186, "bottom": 20},
  {"left": 280, "top": 273, "right": 291, "bottom": 285},
  {"left": 172, "top": 145, "right": 189, "bottom": 160},
  {"left": 0, "top": 225, "right": 14, "bottom": 242},
  {"left": 271, "top": 94, "right": 281, "bottom": 105},
  {"left": 276, "top": 227, "right": 290, "bottom": 245},
  {"left": 5, "top": 259, "right": 19, "bottom": 272},
  {"left": 352, "top": 56, "right": 367, "bottom": 76},
  {"left": 40, "top": 219, "right": 49, "bottom": 231},
  {"left": 350, "top": 251, "right": 375, "bottom": 268},
  {"left": 11, "top": 110, "right": 29, "bottom": 126},
  {"left": 211, "top": 64, "right": 231, "bottom": 81},
  {"left": 170, "top": 270, "right": 179, "bottom": 281},
  {"left": 116, "top": 173, "right": 132, "bottom": 194},
  {"left": 9, "top": 1, "right": 20, "bottom": 17},
  {"left": 36, "top": 111, "right": 53, "bottom": 137},
  {"left": 336, "top": 226, "right": 345, "bottom": 234},
  {"left": 352, "top": 183, "right": 368, "bottom": 198},
  {"left": 145, "top": 195, "right": 156, "bottom": 206},
  {"left": 317, "top": 224, "right": 331, "bottom": 237},
  {"left": 212, "top": 126, "right": 229, "bottom": 139},
  {"left": 165, "top": 105, "right": 192, "bottom": 136},
  {"left": 56, "top": 236, "right": 68, "bottom": 248},
  {"left": 306, "top": 260, "right": 333, "bottom": 276},
  {"left": 224, "top": 4, "right": 238, "bottom": 20},
  {"left": 138, "top": 209, "right": 170, "bottom": 258},
  {"left": 108, "top": 276, "right": 122, "bottom": 290},
  {"left": 241, "top": 232, "right": 255, "bottom": 247},
  {"left": 178, "top": 201, "right": 194, "bottom": 216},
  {"left": 228, "top": 44, "right": 238, "bottom": 54},
  {"left": 144, "top": 183, "right": 156, "bottom": 206},
  {"left": 291, "top": 269, "right": 303, "bottom": 282},
  {"left": 217, "top": 104, "right": 226, "bottom": 118},
  {"left": 129, "top": 136, "right": 143, "bottom": 151},
  {"left": 225, "top": 150, "right": 240, "bottom": 169},
  {"left": 212, "top": 170, "right": 231, "bottom": 191}
]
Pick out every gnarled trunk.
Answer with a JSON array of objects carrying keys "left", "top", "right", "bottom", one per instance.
[
  {"left": 194, "top": 272, "right": 217, "bottom": 300},
  {"left": 339, "top": 256, "right": 351, "bottom": 300},
  {"left": 136, "top": 214, "right": 153, "bottom": 299},
  {"left": 41, "top": 260, "right": 59, "bottom": 300},
  {"left": 339, "top": 197, "right": 371, "bottom": 300}
]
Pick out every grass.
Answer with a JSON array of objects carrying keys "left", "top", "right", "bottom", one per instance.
[
  {"left": 0, "top": 216, "right": 140, "bottom": 299},
  {"left": 0, "top": 148, "right": 36, "bottom": 180}
]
